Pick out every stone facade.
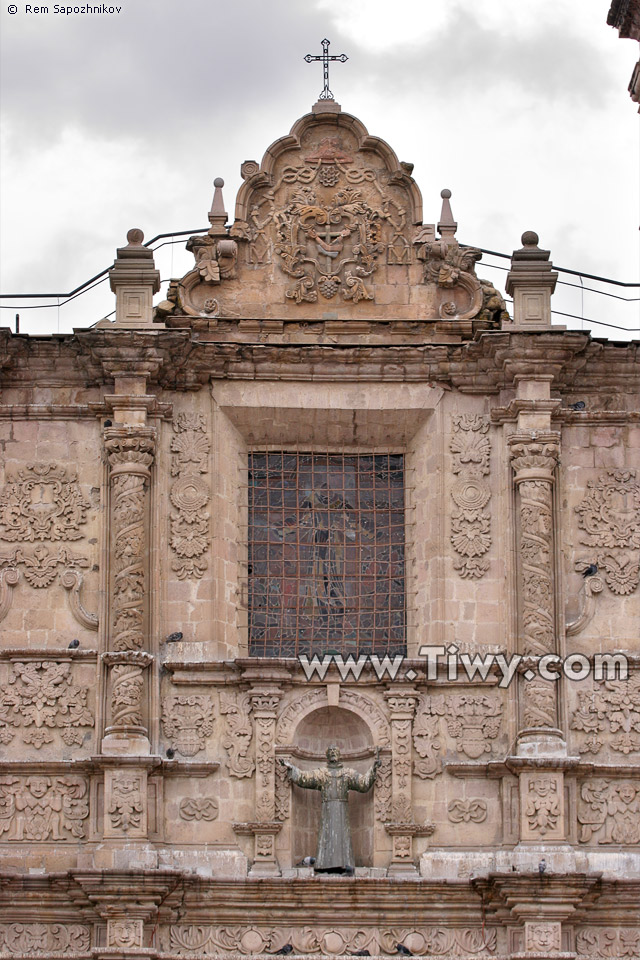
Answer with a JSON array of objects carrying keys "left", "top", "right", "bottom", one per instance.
[{"left": 0, "top": 101, "right": 639, "bottom": 958}]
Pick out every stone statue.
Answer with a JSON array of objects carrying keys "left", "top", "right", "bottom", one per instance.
[{"left": 280, "top": 745, "right": 381, "bottom": 873}]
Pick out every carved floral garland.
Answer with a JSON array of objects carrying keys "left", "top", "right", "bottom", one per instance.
[
  {"left": 170, "top": 412, "right": 211, "bottom": 580},
  {"left": 449, "top": 415, "right": 491, "bottom": 579}
]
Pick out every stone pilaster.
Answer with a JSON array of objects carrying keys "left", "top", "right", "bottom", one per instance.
[
  {"left": 509, "top": 433, "right": 562, "bottom": 745},
  {"left": 102, "top": 428, "right": 156, "bottom": 757},
  {"left": 248, "top": 685, "right": 283, "bottom": 876},
  {"left": 384, "top": 691, "right": 434, "bottom": 875}
]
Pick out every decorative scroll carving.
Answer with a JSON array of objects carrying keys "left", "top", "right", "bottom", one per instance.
[
  {"left": 107, "top": 772, "right": 144, "bottom": 834},
  {"left": 105, "top": 431, "right": 155, "bottom": 651},
  {"left": 417, "top": 236, "right": 483, "bottom": 319},
  {"left": 179, "top": 797, "right": 219, "bottom": 821},
  {"left": 60, "top": 569, "right": 98, "bottom": 631},
  {"left": 220, "top": 692, "right": 255, "bottom": 777},
  {"left": 576, "top": 928, "right": 640, "bottom": 957},
  {"left": 571, "top": 675, "right": 640, "bottom": 756},
  {"left": 170, "top": 412, "right": 211, "bottom": 580},
  {"left": 0, "top": 544, "right": 89, "bottom": 588},
  {"left": 0, "top": 567, "right": 19, "bottom": 624},
  {"left": 107, "top": 919, "right": 143, "bottom": 951},
  {"left": 449, "top": 415, "right": 491, "bottom": 579},
  {"left": 413, "top": 700, "right": 443, "bottom": 779},
  {"left": 566, "top": 560, "right": 604, "bottom": 637},
  {"left": 276, "top": 186, "right": 383, "bottom": 304},
  {"left": 161, "top": 694, "right": 214, "bottom": 757},
  {"left": 0, "top": 661, "right": 93, "bottom": 748},
  {"left": 0, "top": 775, "right": 89, "bottom": 840},
  {"left": 509, "top": 435, "right": 560, "bottom": 657},
  {"left": 166, "top": 925, "right": 497, "bottom": 957},
  {"left": 524, "top": 776, "right": 560, "bottom": 837},
  {"left": 576, "top": 469, "right": 640, "bottom": 595},
  {"left": 0, "top": 924, "right": 90, "bottom": 956},
  {"left": 0, "top": 462, "right": 90, "bottom": 542},
  {"left": 578, "top": 779, "right": 640, "bottom": 844},
  {"left": 524, "top": 922, "right": 561, "bottom": 954},
  {"left": 447, "top": 798, "right": 487, "bottom": 824}
]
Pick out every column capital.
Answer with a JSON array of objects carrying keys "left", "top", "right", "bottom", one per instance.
[{"left": 508, "top": 432, "right": 560, "bottom": 481}]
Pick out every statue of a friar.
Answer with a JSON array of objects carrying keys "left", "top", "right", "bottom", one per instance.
[{"left": 280, "top": 745, "right": 381, "bottom": 874}]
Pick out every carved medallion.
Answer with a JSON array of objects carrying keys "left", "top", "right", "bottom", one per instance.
[
  {"left": 0, "top": 462, "right": 90, "bottom": 542},
  {"left": 161, "top": 694, "right": 214, "bottom": 757}
]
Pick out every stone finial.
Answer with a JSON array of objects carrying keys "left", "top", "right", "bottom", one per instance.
[
  {"left": 208, "top": 178, "right": 228, "bottom": 237},
  {"left": 108, "top": 228, "right": 161, "bottom": 328},
  {"left": 505, "top": 230, "right": 558, "bottom": 328},
  {"left": 437, "top": 189, "right": 457, "bottom": 241}
]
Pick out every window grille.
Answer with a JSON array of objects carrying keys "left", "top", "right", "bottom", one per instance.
[{"left": 247, "top": 451, "right": 406, "bottom": 658}]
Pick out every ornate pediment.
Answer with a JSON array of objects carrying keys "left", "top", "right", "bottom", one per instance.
[{"left": 159, "top": 102, "right": 507, "bottom": 331}]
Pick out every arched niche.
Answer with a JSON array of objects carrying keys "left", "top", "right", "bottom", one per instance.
[{"left": 290, "top": 705, "right": 375, "bottom": 867}]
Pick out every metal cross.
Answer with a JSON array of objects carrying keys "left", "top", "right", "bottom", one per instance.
[{"left": 304, "top": 38, "right": 348, "bottom": 101}]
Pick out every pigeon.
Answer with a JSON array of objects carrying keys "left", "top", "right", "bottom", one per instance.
[
  {"left": 350, "top": 951, "right": 371, "bottom": 956},
  {"left": 582, "top": 564, "right": 598, "bottom": 578},
  {"left": 68, "top": 639, "right": 80, "bottom": 649},
  {"left": 167, "top": 632, "right": 183, "bottom": 643},
  {"left": 166, "top": 748, "right": 175, "bottom": 759},
  {"left": 396, "top": 946, "right": 413, "bottom": 956},
  {"left": 270, "top": 946, "right": 293, "bottom": 956},
  {"left": 538, "top": 858, "right": 547, "bottom": 875},
  {"left": 569, "top": 401, "right": 586, "bottom": 411},
  {"left": 296, "top": 857, "right": 316, "bottom": 867}
]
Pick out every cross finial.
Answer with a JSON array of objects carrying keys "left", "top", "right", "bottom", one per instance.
[{"left": 304, "top": 38, "right": 348, "bottom": 101}]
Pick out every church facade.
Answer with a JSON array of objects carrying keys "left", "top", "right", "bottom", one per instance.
[{"left": 0, "top": 100, "right": 639, "bottom": 959}]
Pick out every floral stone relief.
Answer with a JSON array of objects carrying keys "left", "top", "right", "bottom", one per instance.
[{"left": 0, "top": 660, "right": 94, "bottom": 749}]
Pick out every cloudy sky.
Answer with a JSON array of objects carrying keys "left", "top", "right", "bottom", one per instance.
[{"left": 0, "top": 0, "right": 638, "bottom": 338}]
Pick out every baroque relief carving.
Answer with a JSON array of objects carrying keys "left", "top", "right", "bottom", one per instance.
[
  {"left": 105, "top": 431, "right": 155, "bottom": 651},
  {"left": 0, "top": 544, "right": 90, "bottom": 589},
  {"left": 60, "top": 569, "right": 98, "bottom": 630},
  {"left": 571, "top": 675, "right": 640, "bottom": 756},
  {"left": 449, "top": 415, "right": 491, "bottom": 579},
  {"left": 524, "top": 776, "right": 560, "bottom": 837},
  {"left": 220, "top": 692, "right": 255, "bottom": 777},
  {"left": 578, "top": 779, "right": 640, "bottom": 844},
  {"left": 374, "top": 755, "right": 392, "bottom": 821},
  {"left": 576, "top": 928, "right": 640, "bottom": 957},
  {"left": 0, "top": 660, "right": 94, "bottom": 748},
  {"left": 104, "top": 650, "right": 152, "bottom": 736},
  {"left": 413, "top": 700, "right": 443, "bottom": 779},
  {"left": 0, "top": 775, "right": 89, "bottom": 840},
  {"left": 417, "top": 232, "right": 483, "bottom": 320},
  {"left": 166, "top": 925, "right": 496, "bottom": 956},
  {"left": 414, "top": 693, "right": 502, "bottom": 765},
  {"left": 107, "top": 772, "right": 144, "bottom": 834},
  {"left": 161, "top": 694, "right": 214, "bottom": 757},
  {"left": 447, "top": 798, "right": 487, "bottom": 824},
  {"left": 0, "top": 924, "right": 90, "bottom": 956},
  {"left": 0, "top": 462, "right": 90, "bottom": 541},
  {"left": 179, "top": 797, "right": 219, "bottom": 821},
  {"left": 575, "top": 469, "right": 640, "bottom": 595},
  {"left": 170, "top": 412, "right": 211, "bottom": 580},
  {"left": 107, "top": 919, "right": 144, "bottom": 950},
  {"left": 524, "top": 922, "right": 561, "bottom": 954},
  {"left": 522, "top": 674, "right": 557, "bottom": 730}
]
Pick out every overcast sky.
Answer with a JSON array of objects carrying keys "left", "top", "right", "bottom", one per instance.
[{"left": 0, "top": 0, "right": 638, "bottom": 338}]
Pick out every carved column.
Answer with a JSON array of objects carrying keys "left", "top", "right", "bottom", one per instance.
[
  {"left": 102, "top": 428, "right": 156, "bottom": 757},
  {"left": 509, "top": 433, "right": 563, "bottom": 751},
  {"left": 247, "top": 685, "right": 283, "bottom": 876},
  {"left": 384, "top": 691, "right": 434, "bottom": 876}
]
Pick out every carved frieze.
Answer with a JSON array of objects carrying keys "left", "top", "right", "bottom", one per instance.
[
  {"left": 0, "top": 462, "right": 90, "bottom": 542},
  {"left": 571, "top": 674, "right": 640, "bottom": 756},
  {"left": 220, "top": 692, "right": 254, "bottom": 777},
  {"left": 0, "top": 544, "right": 90, "bottom": 589},
  {"left": 107, "top": 919, "right": 144, "bottom": 951},
  {"left": 578, "top": 779, "right": 640, "bottom": 844},
  {"left": 524, "top": 922, "right": 561, "bottom": 954},
  {"left": 0, "top": 660, "right": 94, "bottom": 748},
  {"left": 0, "top": 775, "right": 89, "bottom": 840},
  {"left": 447, "top": 798, "right": 488, "bottom": 824},
  {"left": 169, "top": 412, "right": 211, "bottom": 580},
  {"left": 166, "top": 925, "right": 496, "bottom": 956},
  {"left": 576, "top": 928, "right": 640, "bottom": 957},
  {"left": 575, "top": 469, "right": 640, "bottom": 595},
  {"left": 161, "top": 694, "right": 214, "bottom": 758},
  {"left": 0, "top": 924, "right": 90, "bottom": 956},
  {"left": 449, "top": 415, "right": 491, "bottom": 579}
]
